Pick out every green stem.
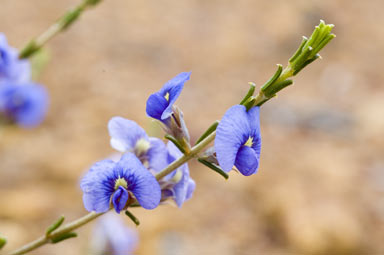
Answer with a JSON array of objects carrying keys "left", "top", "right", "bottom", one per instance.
[
  {"left": 19, "top": 0, "right": 100, "bottom": 59},
  {"left": 8, "top": 212, "right": 103, "bottom": 255},
  {"left": 8, "top": 132, "right": 217, "bottom": 255}
]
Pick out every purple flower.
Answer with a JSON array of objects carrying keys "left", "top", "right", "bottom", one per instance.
[
  {"left": 215, "top": 105, "right": 261, "bottom": 176},
  {"left": 0, "top": 83, "right": 48, "bottom": 128},
  {"left": 0, "top": 33, "right": 30, "bottom": 84},
  {"left": 108, "top": 116, "right": 168, "bottom": 172},
  {"left": 80, "top": 153, "right": 161, "bottom": 213},
  {"left": 146, "top": 72, "right": 191, "bottom": 121},
  {"left": 160, "top": 142, "right": 195, "bottom": 207},
  {"left": 91, "top": 213, "right": 138, "bottom": 255}
]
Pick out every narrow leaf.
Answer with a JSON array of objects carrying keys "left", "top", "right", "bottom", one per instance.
[{"left": 198, "top": 158, "right": 229, "bottom": 180}]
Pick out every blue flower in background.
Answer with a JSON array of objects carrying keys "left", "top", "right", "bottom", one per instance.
[
  {"left": 108, "top": 116, "right": 168, "bottom": 172},
  {"left": 91, "top": 213, "right": 138, "bottom": 255},
  {"left": 160, "top": 142, "right": 195, "bottom": 207},
  {"left": 146, "top": 72, "right": 191, "bottom": 121},
  {"left": 0, "top": 83, "right": 48, "bottom": 128},
  {"left": 215, "top": 105, "right": 261, "bottom": 176},
  {"left": 80, "top": 153, "right": 161, "bottom": 213},
  {"left": 0, "top": 33, "right": 30, "bottom": 84}
]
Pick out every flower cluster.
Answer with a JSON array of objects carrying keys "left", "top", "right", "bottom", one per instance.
[
  {"left": 81, "top": 73, "right": 196, "bottom": 214},
  {"left": 80, "top": 71, "right": 263, "bottom": 215},
  {"left": 0, "top": 33, "right": 48, "bottom": 128}
]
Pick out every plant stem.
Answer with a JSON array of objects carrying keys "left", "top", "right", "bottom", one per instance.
[
  {"left": 7, "top": 132, "right": 216, "bottom": 255},
  {"left": 19, "top": 0, "right": 99, "bottom": 59},
  {"left": 155, "top": 131, "right": 216, "bottom": 180},
  {"left": 8, "top": 212, "right": 103, "bottom": 255}
]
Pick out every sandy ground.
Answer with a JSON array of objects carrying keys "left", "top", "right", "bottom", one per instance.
[{"left": 1, "top": 0, "right": 384, "bottom": 254}]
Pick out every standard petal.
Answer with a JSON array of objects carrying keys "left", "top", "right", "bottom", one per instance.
[
  {"left": 112, "top": 187, "right": 129, "bottom": 213},
  {"left": 83, "top": 192, "right": 111, "bottom": 213},
  {"left": 147, "top": 137, "right": 168, "bottom": 172},
  {"left": 108, "top": 117, "right": 148, "bottom": 152},
  {"left": 146, "top": 93, "right": 168, "bottom": 120},
  {"left": 117, "top": 153, "right": 161, "bottom": 210},
  {"left": 215, "top": 105, "right": 251, "bottom": 171},
  {"left": 234, "top": 146, "right": 259, "bottom": 176},
  {"left": 160, "top": 72, "right": 191, "bottom": 120}
]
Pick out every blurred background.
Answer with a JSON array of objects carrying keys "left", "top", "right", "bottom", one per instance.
[{"left": 0, "top": 0, "right": 383, "bottom": 254}]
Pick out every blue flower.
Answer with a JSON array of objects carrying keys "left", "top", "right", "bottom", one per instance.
[
  {"left": 80, "top": 153, "right": 161, "bottom": 213},
  {"left": 215, "top": 105, "right": 261, "bottom": 176},
  {"left": 160, "top": 142, "right": 195, "bottom": 207},
  {"left": 91, "top": 213, "right": 138, "bottom": 255},
  {"left": 0, "top": 83, "right": 48, "bottom": 128},
  {"left": 146, "top": 72, "right": 191, "bottom": 121},
  {"left": 108, "top": 116, "right": 168, "bottom": 172},
  {"left": 0, "top": 33, "right": 30, "bottom": 84}
]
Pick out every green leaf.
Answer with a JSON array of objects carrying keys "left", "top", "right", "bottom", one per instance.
[
  {"left": 195, "top": 121, "right": 219, "bottom": 145},
  {"left": 198, "top": 158, "right": 229, "bottom": 180},
  {"left": 240, "top": 82, "right": 256, "bottom": 105},
  {"left": 125, "top": 210, "right": 140, "bottom": 226},
  {"left": 46, "top": 216, "right": 65, "bottom": 236},
  {"left": 51, "top": 232, "right": 77, "bottom": 244},
  {"left": 164, "top": 134, "right": 186, "bottom": 154}
]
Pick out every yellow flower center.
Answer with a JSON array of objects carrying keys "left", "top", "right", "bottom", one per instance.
[
  {"left": 114, "top": 177, "right": 128, "bottom": 190},
  {"left": 135, "top": 138, "right": 151, "bottom": 155},
  {"left": 164, "top": 92, "right": 170, "bottom": 102},
  {"left": 244, "top": 136, "right": 253, "bottom": 147}
]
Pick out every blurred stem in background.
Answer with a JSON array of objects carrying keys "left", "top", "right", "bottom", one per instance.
[
  {"left": 18, "top": 0, "right": 103, "bottom": 59},
  {"left": 7, "top": 20, "right": 334, "bottom": 255}
]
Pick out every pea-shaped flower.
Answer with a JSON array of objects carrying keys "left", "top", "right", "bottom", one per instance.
[
  {"left": 0, "top": 33, "right": 30, "bottom": 84},
  {"left": 108, "top": 116, "right": 168, "bottom": 172},
  {"left": 215, "top": 105, "right": 261, "bottom": 176},
  {"left": 0, "top": 83, "right": 48, "bottom": 128},
  {"left": 146, "top": 72, "right": 190, "bottom": 121},
  {"left": 80, "top": 153, "right": 161, "bottom": 213}
]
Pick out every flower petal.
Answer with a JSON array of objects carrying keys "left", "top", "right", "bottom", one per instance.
[
  {"left": 117, "top": 153, "right": 161, "bottom": 210},
  {"left": 147, "top": 137, "right": 168, "bottom": 172},
  {"left": 112, "top": 187, "right": 129, "bottom": 213},
  {"left": 145, "top": 93, "right": 168, "bottom": 120},
  {"left": 235, "top": 145, "right": 259, "bottom": 176},
  {"left": 0, "top": 83, "right": 48, "bottom": 128},
  {"left": 108, "top": 117, "right": 148, "bottom": 152},
  {"left": 80, "top": 159, "right": 116, "bottom": 213},
  {"left": 215, "top": 105, "right": 251, "bottom": 171},
  {"left": 159, "top": 72, "right": 191, "bottom": 120}
]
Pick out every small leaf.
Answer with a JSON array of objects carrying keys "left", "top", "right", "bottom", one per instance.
[
  {"left": 164, "top": 134, "right": 186, "bottom": 154},
  {"left": 46, "top": 216, "right": 65, "bottom": 236},
  {"left": 125, "top": 210, "right": 140, "bottom": 226},
  {"left": 240, "top": 82, "right": 256, "bottom": 105},
  {"left": 195, "top": 121, "right": 219, "bottom": 145},
  {"left": 51, "top": 232, "right": 77, "bottom": 244},
  {"left": 198, "top": 158, "right": 229, "bottom": 180}
]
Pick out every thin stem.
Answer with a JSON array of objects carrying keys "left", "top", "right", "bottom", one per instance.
[
  {"left": 8, "top": 132, "right": 216, "bottom": 255},
  {"left": 8, "top": 212, "right": 103, "bottom": 255},
  {"left": 155, "top": 131, "right": 216, "bottom": 180},
  {"left": 19, "top": 0, "right": 99, "bottom": 59}
]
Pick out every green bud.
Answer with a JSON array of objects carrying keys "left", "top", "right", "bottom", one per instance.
[{"left": 289, "top": 20, "right": 335, "bottom": 75}]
